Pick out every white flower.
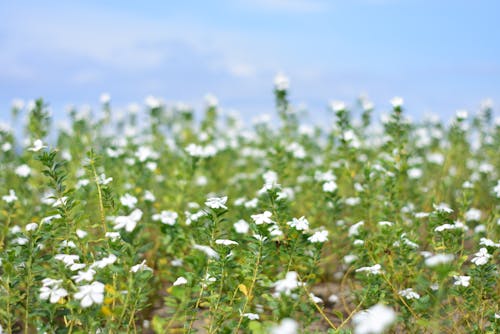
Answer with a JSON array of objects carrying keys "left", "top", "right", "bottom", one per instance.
[
  {"left": 2, "top": 189, "right": 18, "bottom": 203},
  {"left": 40, "top": 284, "right": 68, "bottom": 304},
  {"left": 493, "top": 180, "right": 500, "bottom": 198},
  {"left": 344, "top": 254, "right": 358, "bottom": 264},
  {"left": 464, "top": 208, "right": 481, "bottom": 222},
  {"left": 55, "top": 254, "right": 80, "bottom": 267},
  {"left": 100, "top": 93, "right": 111, "bottom": 104},
  {"left": 322, "top": 180, "right": 338, "bottom": 193},
  {"left": 433, "top": 203, "right": 453, "bottom": 213},
  {"left": 152, "top": 210, "right": 178, "bottom": 226},
  {"left": 98, "top": 173, "right": 113, "bottom": 185},
  {"left": 74, "top": 281, "right": 105, "bottom": 308},
  {"left": 215, "top": 239, "right": 239, "bottom": 246},
  {"left": 398, "top": 288, "right": 420, "bottom": 300},
  {"left": 308, "top": 230, "right": 328, "bottom": 243},
  {"left": 113, "top": 209, "right": 143, "bottom": 232},
  {"left": 25, "top": 223, "right": 38, "bottom": 232},
  {"left": 52, "top": 197, "right": 68, "bottom": 207},
  {"left": 28, "top": 139, "right": 47, "bottom": 152},
  {"left": 205, "top": 196, "right": 228, "bottom": 209},
  {"left": 328, "top": 294, "right": 339, "bottom": 304},
  {"left": 251, "top": 211, "right": 273, "bottom": 225},
  {"left": 349, "top": 221, "right": 364, "bottom": 237},
  {"left": 41, "top": 214, "right": 62, "bottom": 224},
  {"left": 425, "top": 254, "right": 454, "bottom": 267},
  {"left": 356, "top": 264, "right": 383, "bottom": 275},
  {"left": 471, "top": 248, "right": 491, "bottom": 266},
  {"left": 193, "top": 244, "right": 219, "bottom": 259},
  {"left": 287, "top": 216, "right": 309, "bottom": 231},
  {"left": 330, "top": 100, "right": 346, "bottom": 112},
  {"left": 76, "top": 229, "right": 88, "bottom": 238},
  {"left": 233, "top": 219, "right": 249, "bottom": 234},
  {"left": 130, "top": 260, "right": 153, "bottom": 273},
  {"left": 479, "top": 238, "right": 500, "bottom": 248},
  {"left": 352, "top": 304, "right": 396, "bottom": 334},
  {"left": 273, "top": 272, "right": 301, "bottom": 296},
  {"left": 378, "top": 221, "right": 394, "bottom": 227},
  {"left": 15, "top": 164, "right": 31, "bottom": 177},
  {"left": 243, "top": 313, "right": 260, "bottom": 320},
  {"left": 390, "top": 96, "right": 404, "bottom": 108},
  {"left": 453, "top": 275, "right": 471, "bottom": 287},
  {"left": 274, "top": 72, "right": 290, "bottom": 91},
  {"left": 309, "top": 293, "right": 323, "bottom": 304},
  {"left": 13, "top": 237, "right": 29, "bottom": 245},
  {"left": 205, "top": 93, "right": 218, "bottom": 108},
  {"left": 144, "top": 190, "right": 156, "bottom": 202},
  {"left": 105, "top": 232, "right": 121, "bottom": 241},
  {"left": 173, "top": 276, "right": 188, "bottom": 286},
  {"left": 120, "top": 193, "right": 138, "bottom": 209},
  {"left": 91, "top": 254, "right": 117, "bottom": 269},
  {"left": 271, "top": 318, "right": 298, "bottom": 334},
  {"left": 72, "top": 269, "right": 96, "bottom": 283}
]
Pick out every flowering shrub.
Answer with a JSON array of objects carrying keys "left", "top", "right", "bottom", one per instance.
[{"left": 0, "top": 80, "right": 498, "bottom": 334}]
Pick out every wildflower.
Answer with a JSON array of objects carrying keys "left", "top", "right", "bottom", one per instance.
[
  {"left": 273, "top": 272, "right": 301, "bottom": 296},
  {"left": 113, "top": 208, "right": 143, "bottom": 232},
  {"left": 328, "top": 294, "right": 339, "bottom": 304},
  {"left": 72, "top": 269, "right": 96, "bottom": 283},
  {"left": 173, "top": 276, "right": 188, "bottom": 286},
  {"left": 52, "top": 197, "right": 68, "bottom": 207},
  {"left": 130, "top": 260, "right": 153, "bottom": 273},
  {"left": 251, "top": 211, "right": 273, "bottom": 225},
  {"left": 98, "top": 173, "right": 113, "bottom": 185},
  {"left": 352, "top": 304, "right": 396, "bottom": 334},
  {"left": 344, "top": 254, "right": 358, "bottom": 264},
  {"left": 425, "top": 254, "right": 454, "bottom": 267},
  {"left": 453, "top": 275, "right": 471, "bottom": 287},
  {"left": 120, "top": 193, "right": 138, "bottom": 209},
  {"left": 215, "top": 239, "right": 239, "bottom": 246},
  {"left": 287, "top": 216, "right": 309, "bottom": 231},
  {"left": 28, "top": 139, "right": 47, "bottom": 152},
  {"left": 2, "top": 189, "right": 18, "bottom": 203},
  {"left": 308, "top": 230, "right": 328, "bottom": 243},
  {"left": 390, "top": 96, "right": 404, "bottom": 108},
  {"left": 349, "top": 221, "right": 364, "bottom": 237},
  {"left": 269, "top": 224, "right": 283, "bottom": 237},
  {"left": 233, "top": 219, "right": 249, "bottom": 234},
  {"left": 193, "top": 244, "right": 219, "bottom": 259},
  {"left": 464, "top": 208, "right": 481, "bottom": 221},
  {"left": 479, "top": 238, "right": 500, "bottom": 248},
  {"left": 91, "top": 254, "right": 117, "bottom": 269},
  {"left": 152, "top": 210, "right": 178, "bottom": 225},
  {"left": 433, "top": 203, "right": 453, "bottom": 213},
  {"left": 105, "top": 232, "right": 121, "bottom": 241},
  {"left": 41, "top": 214, "right": 62, "bottom": 225},
  {"left": 74, "top": 281, "right": 105, "bottom": 308},
  {"left": 493, "top": 180, "right": 500, "bottom": 198},
  {"left": 398, "top": 288, "right": 420, "bottom": 300},
  {"left": 356, "top": 264, "right": 383, "bottom": 275},
  {"left": 378, "top": 221, "right": 394, "bottom": 227},
  {"left": 322, "top": 181, "right": 338, "bottom": 193},
  {"left": 243, "top": 313, "right": 260, "bottom": 320},
  {"left": 274, "top": 72, "right": 290, "bottom": 91},
  {"left": 144, "top": 190, "right": 156, "bottom": 202},
  {"left": 100, "top": 93, "right": 111, "bottom": 104},
  {"left": 330, "top": 100, "right": 346, "bottom": 111},
  {"left": 73, "top": 229, "right": 87, "bottom": 239},
  {"left": 25, "top": 223, "right": 38, "bottom": 232},
  {"left": 39, "top": 280, "right": 68, "bottom": 304},
  {"left": 55, "top": 254, "right": 80, "bottom": 267},
  {"left": 309, "top": 293, "right": 323, "bottom": 303},
  {"left": 471, "top": 248, "right": 491, "bottom": 266},
  {"left": 15, "top": 164, "right": 31, "bottom": 177},
  {"left": 205, "top": 196, "right": 228, "bottom": 210},
  {"left": 13, "top": 237, "right": 29, "bottom": 245}
]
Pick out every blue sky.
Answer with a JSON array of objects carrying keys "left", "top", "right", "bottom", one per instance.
[{"left": 1, "top": 0, "right": 499, "bottom": 121}]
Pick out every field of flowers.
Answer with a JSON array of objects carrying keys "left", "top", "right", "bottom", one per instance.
[{"left": 0, "top": 76, "right": 499, "bottom": 333}]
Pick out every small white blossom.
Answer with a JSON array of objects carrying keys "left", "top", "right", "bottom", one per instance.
[
  {"left": 233, "top": 219, "right": 250, "bottom": 234},
  {"left": 251, "top": 211, "right": 273, "bottom": 225},
  {"left": 398, "top": 288, "right": 420, "bottom": 300},
  {"left": 471, "top": 248, "right": 491, "bottom": 266},
  {"left": 130, "top": 260, "right": 153, "bottom": 273},
  {"left": 15, "top": 164, "right": 31, "bottom": 177},
  {"left": 390, "top": 96, "right": 404, "bottom": 108},
  {"left": 173, "top": 276, "right": 188, "bottom": 286},
  {"left": 152, "top": 210, "right": 178, "bottom": 226},
  {"left": 243, "top": 313, "right": 260, "bottom": 320},
  {"left": 322, "top": 181, "right": 338, "bottom": 193},
  {"left": 76, "top": 229, "right": 88, "bottom": 238},
  {"left": 72, "top": 269, "right": 96, "bottom": 283},
  {"left": 193, "top": 244, "right": 219, "bottom": 259},
  {"left": 205, "top": 196, "right": 228, "bottom": 209},
  {"left": 273, "top": 272, "right": 301, "bottom": 296},
  {"left": 425, "top": 254, "right": 454, "bottom": 267},
  {"left": 356, "top": 264, "right": 383, "bottom": 275},
  {"left": 28, "top": 139, "right": 47, "bottom": 152},
  {"left": 287, "top": 216, "right": 309, "bottom": 231},
  {"left": 215, "top": 239, "right": 239, "bottom": 246},
  {"left": 113, "top": 209, "right": 143, "bottom": 232},
  {"left": 308, "top": 230, "right": 328, "bottom": 243},
  {"left": 40, "top": 283, "right": 68, "bottom": 304},
  {"left": 274, "top": 72, "right": 290, "bottom": 91},
  {"left": 105, "top": 232, "right": 121, "bottom": 241},
  {"left": 352, "top": 304, "right": 396, "bottom": 334},
  {"left": 453, "top": 275, "right": 471, "bottom": 287},
  {"left": 120, "top": 193, "right": 138, "bottom": 209},
  {"left": 74, "top": 281, "right": 105, "bottom": 308},
  {"left": 2, "top": 189, "right": 18, "bottom": 203},
  {"left": 25, "top": 223, "right": 38, "bottom": 232}
]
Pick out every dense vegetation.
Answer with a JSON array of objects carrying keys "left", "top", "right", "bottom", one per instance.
[{"left": 0, "top": 78, "right": 499, "bottom": 333}]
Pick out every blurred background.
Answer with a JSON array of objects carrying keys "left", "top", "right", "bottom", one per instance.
[{"left": 1, "top": 0, "right": 499, "bottom": 121}]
